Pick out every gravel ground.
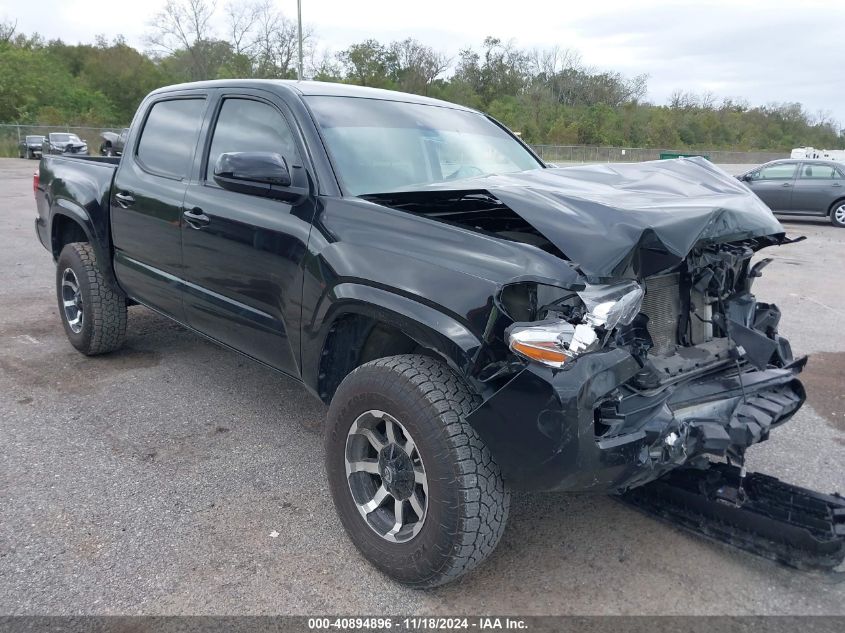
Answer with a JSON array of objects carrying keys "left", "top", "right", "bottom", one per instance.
[{"left": 0, "top": 157, "right": 843, "bottom": 615}]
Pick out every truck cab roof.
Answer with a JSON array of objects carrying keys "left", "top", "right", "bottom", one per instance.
[{"left": 149, "top": 79, "right": 477, "bottom": 112}]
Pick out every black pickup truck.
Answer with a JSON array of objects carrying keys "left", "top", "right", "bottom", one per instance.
[{"left": 34, "top": 80, "right": 817, "bottom": 586}]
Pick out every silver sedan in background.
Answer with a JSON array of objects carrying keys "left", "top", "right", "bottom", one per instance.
[{"left": 738, "top": 159, "right": 845, "bottom": 227}]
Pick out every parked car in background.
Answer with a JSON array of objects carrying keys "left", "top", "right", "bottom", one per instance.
[
  {"left": 738, "top": 159, "right": 845, "bottom": 227},
  {"left": 99, "top": 128, "right": 129, "bottom": 156},
  {"left": 18, "top": 135, "right": 45, "bottom": 159},
  {"left": 42, "top": 132, "right": 89, "bottom": 156}
]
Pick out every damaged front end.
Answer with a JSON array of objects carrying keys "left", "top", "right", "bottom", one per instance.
[
  {"left": 366, "top": 159, "right": 808, "bottom": 494},
  {"left": 469, "top": 239, "right": 805, "bottom": 493},
  {"left": 359, "top": 158, "right": 841, "bottom": 569}
]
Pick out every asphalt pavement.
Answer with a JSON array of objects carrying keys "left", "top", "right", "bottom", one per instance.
[{"left": 0, "top": 157, "right": 843, "bottom": 614}]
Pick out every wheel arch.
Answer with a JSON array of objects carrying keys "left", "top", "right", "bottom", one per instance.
[
  {"left": 50, "top": 203, "right": 96, "bottom": 256},
  {"left": 51, "top": 212, "right": 90, "bottom": 254},
  {"left": 49, "top": 202, "right": 116, "bottom": 285},
  {"left": 828, "top": 196, "right": 845, "bottom": 215},
  {"left": 307, "top": 283, "right": 485, "bottom": 404}
]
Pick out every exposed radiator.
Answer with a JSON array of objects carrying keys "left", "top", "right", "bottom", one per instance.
[{"left": 641, "top": 273, "right": 712, "bottom": 356}]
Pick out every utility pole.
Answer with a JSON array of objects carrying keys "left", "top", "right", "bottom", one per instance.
[{"left": 297, "top": 0, "right": 303, "bottom": 81}]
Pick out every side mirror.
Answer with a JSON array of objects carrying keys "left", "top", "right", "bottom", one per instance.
[
  {"left": 213, "top": 151, "right": 309, "bottom": 202},
  {"left": 214, "top": 151, "right": 291, "bottom": 187}
]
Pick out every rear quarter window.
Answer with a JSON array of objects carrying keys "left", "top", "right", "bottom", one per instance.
[{"left": 137, "top": 98, "right": 206, "bottom": 179}]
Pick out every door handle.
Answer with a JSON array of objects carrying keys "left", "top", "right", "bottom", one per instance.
[
  {"left": 183, "top": 207, "right": 210, "bottom": 228},
  {"left": 781, "top": 182, "right": 792, "bottom": 187},
  {"left": 115, "top": 192, "right": 135, "bottom": 207},
  {"left": 832, "top": 182, "right": 842, "bottom": 187}
]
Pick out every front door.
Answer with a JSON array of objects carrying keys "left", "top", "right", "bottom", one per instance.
[
  {"left": 790, "top": 162, "right": 844, "bottom": 215},
  {"left": 180, "top": 92, "right": 315, "bottom": 376},
  {"left": 111, "top": 94, "right": 208, "bottom": 321},
  {"left": 746, "top": 162, "right": 798, "bottom": 211}
]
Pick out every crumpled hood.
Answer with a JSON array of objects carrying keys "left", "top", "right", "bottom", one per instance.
[{"left": 375, "top": 158, "right": 785, "bottom": 280}]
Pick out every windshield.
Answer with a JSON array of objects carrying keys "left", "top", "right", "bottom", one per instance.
[
  {"left": 26, "top": 136, "right": 43, "bottom": 142},
  {"left": 51, "top": 133, "right": 81, "bottom": 143},
  {"left": 306, "top": 96, "right": 542, "bottom": 196}
]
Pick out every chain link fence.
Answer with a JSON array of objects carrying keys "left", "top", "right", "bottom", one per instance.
[
  {"left": 530, "top": 144, "right": 787, "bottom": 165},
  {"left": 2, "top": 123, "right": 789, "bottom": 164},
  {"left": 1, "top": 124, "right": 125, "bottom": 158}
]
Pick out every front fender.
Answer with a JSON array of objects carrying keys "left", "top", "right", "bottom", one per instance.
[{"left": 300, "top": 282, "right": 485, "bottom": 397}]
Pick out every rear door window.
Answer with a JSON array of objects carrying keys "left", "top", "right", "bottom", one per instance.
[
  {"left": 798, "top": 164, "right": 842, "bottom": 180},
  {"left": 137, "top": 98, "right": 206, "bottom": 179}
]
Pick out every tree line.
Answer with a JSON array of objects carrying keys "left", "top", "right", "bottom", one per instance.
[{"left": 1, "top": 0, "right": 842, "bottom": 152}]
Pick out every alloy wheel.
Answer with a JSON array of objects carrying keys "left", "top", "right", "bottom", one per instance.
[
  {"left": 835, "top": 204, "right": 845, "bottom": 226},
  {"left": 345, "top": 409, "right": 428, "bottom": 543},
  {"left": 61, "top": 268, "right": 83, "bottom": 333}
]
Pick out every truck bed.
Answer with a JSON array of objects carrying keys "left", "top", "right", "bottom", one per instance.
[{"left": 35, "top": 154, "right": 120, "bottom": 267}]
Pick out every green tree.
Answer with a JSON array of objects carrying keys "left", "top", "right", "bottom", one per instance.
[
  {"left": 0, "top": 19, "right": 843, "bottom": 153},
  {"left": 337, "top": 40, "right": 396, "bottom": 88}
]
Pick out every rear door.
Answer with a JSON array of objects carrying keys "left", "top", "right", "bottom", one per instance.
[
  {"left": 746, "top": 162, "right": 798, "bottom": 211},
  {"left": 111, "top": 92, "right": 208, "bottom": 321},
  {"left": 179, "top": 89, "right": 316, "bottom": 376},
  {"left": 790, "top": 162, "right": 844, "bottom": 215}
]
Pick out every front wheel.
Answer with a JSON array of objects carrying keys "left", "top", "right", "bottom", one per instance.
[
  {"left": 831, "top": 201, "right": 845, "bottom": 228},
  {"left": 56, "top": 242, "right": 127, "bottom": 355},
  {"left": 325, "top": 354, "right": 509, "bottom": 587}
]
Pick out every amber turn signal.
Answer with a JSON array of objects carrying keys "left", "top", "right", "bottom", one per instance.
[{"left": 511, "top": 340, "right": 571, "bottom": 366}]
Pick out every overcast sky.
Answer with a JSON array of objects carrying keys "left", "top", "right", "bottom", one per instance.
[{"left": 2, "top": 0, "right": 840, "bottom": 125}]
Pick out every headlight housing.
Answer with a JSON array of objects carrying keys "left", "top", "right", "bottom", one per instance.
[
  {"left": 507, "top": 281, "right": 644, "bottom": 368},
  {"left": 577, "top": 281, "right": 644, "bottom": 329},
  {"left": 507, "top": 320, "right": 575, "bottom": 368}
]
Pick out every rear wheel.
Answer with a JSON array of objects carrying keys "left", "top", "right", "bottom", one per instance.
[
  {"left": 830, "top": 201, "right": 845, "bottom": 228},
  {"left": 56, "top": 242, "right": 127, "bottom": 355},
  {"left": 325, "top": 354, "right": 509, "bottom": 587}
]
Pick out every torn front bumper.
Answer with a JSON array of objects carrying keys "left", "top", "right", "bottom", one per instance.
[{"left": 466, "top": 349, "right": 805, "bottom": 493}]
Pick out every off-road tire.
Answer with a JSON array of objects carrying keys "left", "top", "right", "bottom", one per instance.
[
  {"left": 56, "top": 242, "right": 127, "bottom": 355},
  {"left": 325, "top": 354, "right": 509, "bottom": 587}
]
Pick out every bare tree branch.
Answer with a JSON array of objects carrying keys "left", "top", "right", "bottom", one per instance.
[
  {"left": 146, "top": 0, "right": 217, "bottom": 79},
  {"left": 0, "top": 18, "right": 17, "bottom": 44},
  {"left": 224, "top": 1, "right": 260, "bottom": 56}
]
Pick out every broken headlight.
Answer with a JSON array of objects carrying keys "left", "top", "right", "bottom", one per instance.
[
  {"left": 508, "top": 281, "right": 644, "bottom": 368},
  {"left": 507, "top": 319, "right": 575, "bottom": 368},
  {"left": 577, "top": 281, "right": 644, "bottom": 329}
]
